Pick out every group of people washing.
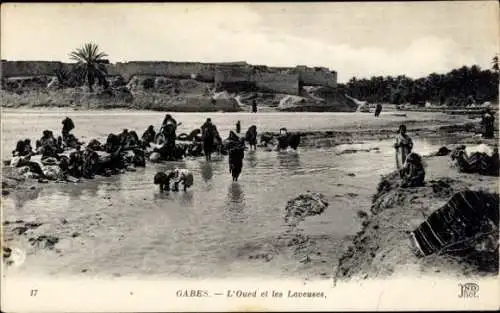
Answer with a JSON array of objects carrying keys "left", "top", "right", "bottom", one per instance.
[
  {"left": 9, "top": 113, "right": 302, "bottom": 191},
  {"left": 150, "top": 114, "right": 300, "bottom": 191},
  {"left": 10, "top": 117, "right": 148, "bottom": 181},
  {"left": 394, "top": 112, "right": 499, "bottom": 190}
]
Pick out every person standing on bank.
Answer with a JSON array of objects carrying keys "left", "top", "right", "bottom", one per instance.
[
  {"left": 481, "top": 108, "right": 495, "bottom": 139},
  {"left": 374, "top": 103, "right": 383, "bottom": 117},
  {"left": 394, "top": 124, "right": 413, "bottom": 170},
  {"left": 251, "top": 100, "right": 257, "bottom": 113},
  {"left": 236, "top": 120, "right": 241, "bottom": 134}
]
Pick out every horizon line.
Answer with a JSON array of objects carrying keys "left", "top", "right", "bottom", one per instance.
[{"left": 0, "top": 59, "right": 336, "bottom": 72}]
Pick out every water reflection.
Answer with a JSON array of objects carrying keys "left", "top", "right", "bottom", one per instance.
[
  {"left": 9, "top": 186, "right": 43, "bottom": 209},
  {"left": 277, "top": 151, "right": 301, "bottom": 169},
  {"left": 226, "top": 182, "right": 247, "bottom": 224},
  {"left": 179, "top": 191, "right": 194, "bottom": 206},
  {"left": 228, "top": 182, "right": 245, "bottom": 204},
  {"left": 200, "top": 162, "right": 213, "bottom": 182},
  {"left": 246, "top": 150, "right": 257, "bottom": 168},
  {"left": 153, "top": 191, "right": 172, "bottom": 200}
]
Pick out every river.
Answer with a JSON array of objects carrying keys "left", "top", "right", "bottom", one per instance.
[{"left": 1, "top": 110, "right": 451, "bottom": 278}]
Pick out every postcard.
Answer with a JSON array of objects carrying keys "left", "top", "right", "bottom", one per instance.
[{"left": 1, "top": 2, "right": 499, "bottom": 311}]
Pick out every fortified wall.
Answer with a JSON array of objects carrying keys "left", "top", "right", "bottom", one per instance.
[{"left": 1, "top": 60, "right": 337, "bottom": 95}]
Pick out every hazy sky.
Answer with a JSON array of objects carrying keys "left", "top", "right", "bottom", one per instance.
[{"left": 1, "top": 2, "right": 498, "bottom": 82}]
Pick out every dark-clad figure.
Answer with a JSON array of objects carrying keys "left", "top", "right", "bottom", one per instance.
[
  {"left": 399, "top": 152, "right": 425, "bottom": 188},
  {"left": 277, "top": 128, "right": 289, "bottom": 151},
  {"left": 37, "top": 130, "right": 58, "bottom": 156},
  {"left": 154, "top": 171, "right": 175, "bottom": 192},
  {"left": 141, "top": 125, "right": 156, "bottom": 147},
  {"left": 288, "top": 133, "right": 301, "bottom": 151},
  {"left": 227, "top": 131, "right": 245, "bottom": 181},
  {"left": 62, "top": 117, "right": 75, "bottom": 139},
  {"left": 162, "top": 114, "right": 178, "bottom": 129},
  {"left": 251, "top": 100, "right": 257, "bottom": 113},
  {"left": 245, "top": 125, "right": 258, "bottom": 151},
  {"left": 161, "top": 114, "right": 178, "bottom": 160},
  {"left": 236, "top": 120, "right": 241, "bottom": 134},
  {"left": 481, "top": 108, "right": 495, "bottom": 139},
  {"left": 12, "top": 139, "right": 33, "bottom": 157},
  {"left": 201, "top": 118, "right": 220, "bottom": 161},
  {"left": 118, "top": 129, "right": 129, "bottom": 147},
  {"left": 374, "top": 103, "right": 383, "bottom": 117}
]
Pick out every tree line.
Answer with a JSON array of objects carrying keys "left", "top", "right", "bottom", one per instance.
[{"left": 338, "top": 57, "right": 499, "bottom": 107}]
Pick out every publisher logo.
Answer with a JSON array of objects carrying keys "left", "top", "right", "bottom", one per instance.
[{"left": 458, "top": 283, "right": 479, "bottom": 298}]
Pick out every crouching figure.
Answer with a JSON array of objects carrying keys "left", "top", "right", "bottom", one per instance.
[
  {"left": 154, "top": 168, "right": 193, "bottom": 193},
  {"left": 154, "top": 171, "right": 175, "bottom": 192},
  {"left": 400, "top": 152, "right": 425, "bottom": 188},
  {"left": 171, "top": 168, "right": 194, "bottom": 192}
]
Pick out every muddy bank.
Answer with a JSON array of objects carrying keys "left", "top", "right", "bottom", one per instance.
[
  {"left": 264, "top": 119, "right": 482, "bottom": 149},
  {"left": 235, "top": 192, "right": 337, "bottom": 279},
  {"left": 334, "top": 153, "right": 499, "bottom": 282}
]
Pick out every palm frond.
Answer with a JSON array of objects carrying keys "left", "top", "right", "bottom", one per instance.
[{"left": 69, "top": 42, "right": 109, "bottom": 90}]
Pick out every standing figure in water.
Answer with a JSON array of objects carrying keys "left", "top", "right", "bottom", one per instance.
[
  {"left": 394, "top": 124, "right": 413, "bottom": 170},
  {"left": 161, "top": 114, "right": 178, "bottom": 160},
  {"left": 236, "top": 120, "right": 241, "bottom": 134},
  {"left": 251, "top": 100, "right": 257, "bottom": 113},
  {"left": 374, "top": 103, "right": 383, "bottom": 117},
  {"left": 61, "top": 117, "right": 75, "bottom": 141},
  {"left": 201, "top": 118, "right": 219, "bottom": 161},
  {"left": 481, "top": 108, "right": 495, "bottom": 139},
  {"left": 245, "top": 125, "right": 258, "bottom": 151},
  {"left": 227, "top": 131, "right": 245, "bottom": 181},
  {"left": 141, "top": 125, "right": 156, "bottom": 148}
]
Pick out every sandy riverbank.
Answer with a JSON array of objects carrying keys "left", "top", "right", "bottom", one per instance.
[{"left": 334, "top": 151, "right": 499, "bottom": 282}]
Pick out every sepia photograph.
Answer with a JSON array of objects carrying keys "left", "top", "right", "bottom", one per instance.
[{"left": 1, "top": 1, "right": 499, "bottom": 311}]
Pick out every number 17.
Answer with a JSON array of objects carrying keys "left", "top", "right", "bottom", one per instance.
[{"left": 30, "top": 289, "right": 38, "bottom": 296}]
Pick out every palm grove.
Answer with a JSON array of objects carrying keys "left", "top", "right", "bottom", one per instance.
[
  {"left": 60, "top": 43, "right": 499, "bottom": 107},
  {"left": 338, "top": 56, "right": 499, "bottom": 107}
]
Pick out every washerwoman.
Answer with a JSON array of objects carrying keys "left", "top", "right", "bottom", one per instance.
[{"left": 394, "top": 124, "right": 413, "bottom": 170}]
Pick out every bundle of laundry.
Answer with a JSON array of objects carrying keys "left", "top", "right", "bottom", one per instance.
[{"left": 410, "top": 190, "right": 499, "bottom": 257}]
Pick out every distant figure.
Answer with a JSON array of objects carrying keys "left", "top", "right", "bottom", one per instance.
[
  {"left": 394, "top": 124, "right": 413, "bottom": 170},
  {"left": 61, "top": 117, "right": 75, "bottom": 139},
  {"left": 481, "top": 108, "right": 495, "bottom": 139},
  {"left": 277, "top": 128, "right": 289, "bottom": 151},
  {"left": 374, "top": 103, "right": 383, "bottom": 117},
  {"left": 227, "top": 131, "right": 245, "bottom": 181},
  {"left": 288, "top": 133, "right": 301, "bottom": 151},
  {"left": 236, "top": 120, "right": 241, "bottom": 134},
  {"left": 161, "top": 114, "right": 179, "bottom": 160},
  {"left": 201, "top": 118, "right": 220, "bottom": 161},
  {"left": 251, "top": 100, "right": 257, "bottom": 113},
  {"left": 245, "top": 125, "right": 258, "bottom": 151}
]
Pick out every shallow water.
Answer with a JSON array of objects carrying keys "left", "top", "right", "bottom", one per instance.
[{"left": 1, "top": 111, "right": 450, "bottom": 278}]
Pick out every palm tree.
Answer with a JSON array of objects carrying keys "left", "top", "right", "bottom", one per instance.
[
  {"left": 492, "top": 55, "right": 499, "bottom": 73},
  {"left": 69, "top": 43, "right": 109, "bottom": 92}
]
